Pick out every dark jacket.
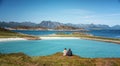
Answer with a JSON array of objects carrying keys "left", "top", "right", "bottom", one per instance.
[{"left": 66, "top": 49, "right": 73, "bottom": 56}]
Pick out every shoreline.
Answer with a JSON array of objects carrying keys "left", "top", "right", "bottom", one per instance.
[
  {"left": 0, "top": 37, "right": 79, "bottom": 42},
  {"left": 48, "top": 33, "right": 120, "bottom": 44},
  {"left": 40, "top": 37, "right": 80, "bottom": 40},
  {"left": 0, "top": 38, "right": 26, "bottom": 42},
  {"left": 82, "top": 37, "right": 120, "bottom": 44},
  {"left": 0, "top": 36, "right": 120, "bottom": 44}
]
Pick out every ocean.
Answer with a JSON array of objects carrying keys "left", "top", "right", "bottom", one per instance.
[{"left": 89, "top": 30, "right": 120, "bottom": 38}]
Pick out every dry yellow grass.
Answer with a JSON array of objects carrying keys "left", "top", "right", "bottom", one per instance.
[{"left": 1, "top": 52, "right": 120, "bottom": 66}]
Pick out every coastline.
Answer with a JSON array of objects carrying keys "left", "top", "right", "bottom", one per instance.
[
  {"left": 1, "top": 27, "right": 119, "bottom": 44},
  {"left": 0, "top": 37, "right": 79, "bottom": 42},
  {"left": 0, "top": 36, "right": 120, "bottom": 44},
  {"left": 0, "top": 38, "right": 26, "bottom": 42},
  {"left": 40, "top": 37, "right": 80, "bottom": 40},
  {"left": 82, "top": 37, "right": 120, "bottom": 44},
  {"left": 45, "top": 34, "right": 120, "bottom": 44}
]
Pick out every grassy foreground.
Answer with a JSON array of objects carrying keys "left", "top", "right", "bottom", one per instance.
[
  {"left": 0, "top": 28, "right": 40, "bottom": 40},
  {"left": 0, "top": 52, "right": 120, "bottom": 66}
]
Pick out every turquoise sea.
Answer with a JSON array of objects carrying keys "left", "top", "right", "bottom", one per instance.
[{"left": 0, "top": 39, "right": 120, "bottom": 58}]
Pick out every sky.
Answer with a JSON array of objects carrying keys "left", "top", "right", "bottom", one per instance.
[{"left": 0, "top": 0, "right": 120, "bottom": 26}]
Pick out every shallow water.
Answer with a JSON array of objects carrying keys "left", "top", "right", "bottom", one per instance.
[{"left": 0, "top": 39, "right": 120, "bottom": 58}]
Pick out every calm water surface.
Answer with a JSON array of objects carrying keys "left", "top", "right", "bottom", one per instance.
[{"left": 0, "top": 39, "right": 120, "bottom": 58}]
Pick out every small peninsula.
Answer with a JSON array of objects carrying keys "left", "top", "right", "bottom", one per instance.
[
  {"left": 0, "top": 27, "right": 40, "bottom": 40},
  {"left": 45, "top": 32, "right": 120, "bottom": 44}
]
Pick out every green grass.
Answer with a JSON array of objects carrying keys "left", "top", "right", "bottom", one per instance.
[
  {"left": 0, "top": 52, "right": 120, "bottom": 66},
  {"left": 0, "top": 52, "right": 33, "bottom": 66}
]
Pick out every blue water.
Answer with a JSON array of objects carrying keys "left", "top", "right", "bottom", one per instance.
[
  {"left": 89, "top": 30, "right": 120, "bottom": 38},
  {"left": 12, "top": 30, "right": 120, "bottom": 38},
  {"left": 12, "top": 30, "right": 74, "bottom": 36},
  {"left": 0, "top": 39, "right": 120, "bottom": 58}
]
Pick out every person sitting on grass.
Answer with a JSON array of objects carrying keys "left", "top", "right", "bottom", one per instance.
[
  {"left": 66, "top": 48, "right": 73, "bottom": 56},
  {"left": 63, "top": 48, "right": 67, "bottom": 56}
]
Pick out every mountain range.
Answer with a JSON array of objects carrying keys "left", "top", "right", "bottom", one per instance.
[{"left": 0, "top": 21, "right": 120, "bottom": 30}]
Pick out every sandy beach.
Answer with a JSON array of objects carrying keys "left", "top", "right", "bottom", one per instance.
[
  {"left": 0, "top": 37, "right": 79, "bottom": 42},
  {"left": 0, "top": 38, "right": 26, "bottom": 42},
  {"left": 40, "top": 37, "right": 80, "bottom": 40}
]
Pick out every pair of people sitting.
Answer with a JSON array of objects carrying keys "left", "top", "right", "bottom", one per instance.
[{"left": 63, "top": 48, "right": 73, "bottom": 56}]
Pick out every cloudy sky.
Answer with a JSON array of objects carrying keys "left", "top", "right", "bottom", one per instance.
[{"left": 0, "top": 0, "right": 120, "bottom": 26}]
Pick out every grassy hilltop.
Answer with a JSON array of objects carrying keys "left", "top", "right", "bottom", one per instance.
[{"left": 0, "top": 52, "right": 120, "bottom": 66}]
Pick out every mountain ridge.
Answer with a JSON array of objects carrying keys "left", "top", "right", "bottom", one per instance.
[{"left": 0, "top": 21, "right": 120, "bottom": 30}]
